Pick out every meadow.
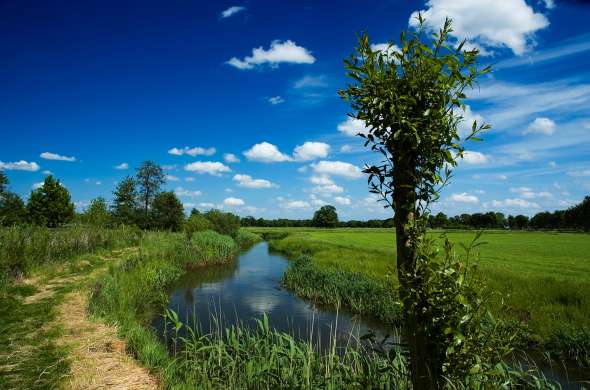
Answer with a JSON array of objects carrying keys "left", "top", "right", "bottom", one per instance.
[{"left": 255, "top": 227, "right": 590, "bottom": 363}]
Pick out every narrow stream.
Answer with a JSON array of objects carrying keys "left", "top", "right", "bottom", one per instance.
[
  {"left": 151, "top": 241, "right": 396, "bottom": 351},
  {"left": 152, "top": 241, "right": 589, "bottom": 388}
]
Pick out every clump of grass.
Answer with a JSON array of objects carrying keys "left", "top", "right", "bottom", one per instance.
[
  {"left": 235, "top": 229, "right": 262, "bottom": 249},
  {"left": 0, "top": 224, "right": 142, "bottom": 287},
  {"left": 188, "top": 230, "right": 237, "bottom": 266},
  {"left": 283, "top": 255, "right": 402, "bottom": 325}
]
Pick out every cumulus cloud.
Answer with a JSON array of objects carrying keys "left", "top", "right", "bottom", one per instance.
[
  {"left": 461, "top": 151, "right": 489, "bottom": 165},
  {"left": 243, "top": 142, "right": 291, "bottom": 162},
  {"left": 311, "top": 160, "right": 363, "bottom": 179},
  {"left": 40, "top": 152, "right": 76, "bottom": 162},
  {"left": 221, "top": 5, "right": 245, "bottom": 18},
  {"left": 458, "top": 105, "right": 485, "bottom": 137},
  {"left": 184, "top": 161, "right": 231, "bottom": 176},
  {"left": 165, "top": 175, "right": 181, "bottom": 182},
  {"left": 410, "top": 0, "right": 549, "bottom": 55},
  {"left": 168, "top": 146, "right": 216, "bottom": 157},
  {"left": 224, "top": 197, "right": 245, "bottom": 206},
  {"left": 337, "top": 117, "right": 370, "bottom": 137},
  {"left": 308, "top": 175, "right": 344, "bottom": 194},
  {"left": 114, "top": 162, "right": 129, "bottom": 170},
  {"left": 448, "top": 192, "right": 479, "bottom": 204},
  {"left": 490, "top": 198, "right": 540, "bottom": 208},
  {"left": 523, "top": 117, "right": 556, "bottom": 135},
  {"left": 281, "top": 200, "right": 311, "bottom": 209},
  {"left": 340, "top": 145, "right": 352, "bottom": 153},
  {"left": 174, "top": 187, "right": 202, "bottom": 197},
  {"left": 223, "top": 153, "right": 240, "bottom": 163},
  {"left": 226, "top": 40, "right": 315, "bottom": 70},
  {"left": 334, "top": 196, "right": 352, "bottom": 206},
  {"left": 510, "top": 187, "right": 553, "bottom": 199},
  {"left": 268, "top": 96, "right": 285, "bottom": 105},
  {"left": 233, "top": 174, "right": 276, "bottom": 189},
  {"left": 293, "top": 142, "right": 330, "bottom": 161},
  {"left": 0, "top": 160, "right": 40, "bottom": 171},
  {"left": 32, "top": 182, "right": 44, "bottom": 189},
  {"left": 370, "top": 43, "right": 401, "bottom": 57}
]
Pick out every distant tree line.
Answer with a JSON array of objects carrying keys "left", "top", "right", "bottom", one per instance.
[
  {"left": 241, "top": 197, "right": 590, "bottom": 231},
  {"left": 0, "top": 161, "right": 241, "bottom": 236}
]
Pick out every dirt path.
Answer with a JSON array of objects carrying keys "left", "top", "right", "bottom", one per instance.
[{"left": 5, "top": 248, "right": 159, "bottom": 390}]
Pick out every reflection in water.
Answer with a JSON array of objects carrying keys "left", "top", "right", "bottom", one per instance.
[{"left": 152, "top": 242, "right": 396, "bottom": 351}]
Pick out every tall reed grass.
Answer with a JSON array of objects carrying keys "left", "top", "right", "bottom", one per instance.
[{"left": 0, "top": 224, "right": 142, "bottom": 287}]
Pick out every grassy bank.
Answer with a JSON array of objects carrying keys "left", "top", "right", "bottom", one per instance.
[
  {"left": 0, "top": 225, "right": 143, "bottom": 389},
  {"left": 259, "top": 228, "right": 590, "bottom": 364},
  {"left": 0, "top": 224, "right": 142, "bottom": 288}
]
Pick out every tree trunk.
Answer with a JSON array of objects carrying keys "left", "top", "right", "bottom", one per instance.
[{"left": 393, "top": 162, "right": 438, "bottom": 389}]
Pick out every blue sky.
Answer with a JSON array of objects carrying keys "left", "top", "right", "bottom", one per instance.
[{"left": 1, "top": 0, "right": 590, "bottom": 220}]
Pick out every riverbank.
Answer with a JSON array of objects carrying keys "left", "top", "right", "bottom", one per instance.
[{"left": 256, "top": 227, "right": 590, "bottom": 368}]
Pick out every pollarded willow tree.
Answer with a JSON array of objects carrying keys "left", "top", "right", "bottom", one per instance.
[{"left": 339, "top": 16, "right": 491, "bottom": 388}]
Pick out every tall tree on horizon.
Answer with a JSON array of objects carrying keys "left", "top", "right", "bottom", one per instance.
[
  {"left": 111, "top": 176, "right": 138, "bottom": 225},
  {"left": 136, "top": 161, "right": 165, "bottom": 221},
  {"left": 340, "top": 16, "right": 490, "bottom": 388},
  {"left": 27, "top": 175, "right": 75, "bottom": 227}
]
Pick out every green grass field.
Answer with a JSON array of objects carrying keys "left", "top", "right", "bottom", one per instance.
[{"left": 255, "top": 227, "right": 590, "bottom": 349}]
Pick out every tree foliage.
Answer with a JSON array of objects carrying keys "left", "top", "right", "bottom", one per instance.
[
  {"left": 84, "top": 197, "right": 111, "bottom": 226},
  {"left": 340, "top": 16, "right": 491, "bottom": 387},
  {"left": 111, "top": 176, "right": 139, "bottom": 226},
  {"left": 204, "top": 209, "right": 241, "bottom": 238},
  {"left": 26, "top": 175, "right": 75, "bottom": 227},
  {"left": 0, "top": 171, "right": 26, "bottom": 226},
  {"left": 311, "top": 205, "right": 339, "bottom": 228},
  {"left": 136, "top": 160, "right": 165, "bottom": 221},
  {"left": 151, "top": 191, "right": 185, "bottom": 231}
]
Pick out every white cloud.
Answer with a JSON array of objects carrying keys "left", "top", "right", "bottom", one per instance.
[
  {"left": 227, "top": 40, "right": 315, "bottom": 70},
  {"left": 84, "top": 178, "right": 101, "bottom": 186},
  {"left": 174, "top": 187, "right": 202, "bottom": 197},
  {"left": 293, "top": 142, "right": 330, "bottom": 161},
  {"left": 114, "top": 162, "right": 129, "bottom": 170},
  {"left": 523, "top": 117, "right": 556, "bottom": 135},
  {"left": 410, "top": 0, "right": 549, "bottom": 55},
  {"left": 567, "top": 170, "right": 590, "bottom": 177},
  {"left": 221, "top": 5, "right": 245, "bottom": 18},
  {"left": 294, "top": 75, "right": 327, "bottom": 89},
  {"left": 42, "top": 170, "right": 52, "bottom": 175},
  {"left": 281, "top": 200, "right": 311, "bottom": 209},
  {"left": 223, "top": 153, "right": 240, "bottom": 163},
  {"left": 461, "top": 151, "right": 489, "bottom": 165},
  {"left": 199, "top": 202, "right": 216, "bottom": 209},
  {"left": 184, "top": 161, "right": 231, "bottom": 176},
  {"left": 309, "top": 194, "right": 327, "bottom": 207},
  {"left": 168, "top": 146, "right": 216, "bottom": 157},
  {"left": 312, "top": 160, "right": 363, "bottom": 179},
  {"left": 458, "top": 105, "right": 485, "bottom": 137},
  {"left": 165, "top": 175, "right": 180, "bottom": 182},
  {"left": 233, "top": 174, "right": 276, "bottom": 189},
  {"left": 370, "top": 42, "right": 401, "bottom": 57},
  {"left": 509, "top": 187, "right": 553, "bottom": 199},
  {"left": 337, "top": 117, "right": 370, "bottom": 137},
  {"left": 334, "top": 196, "right": 352, "bottom": 206},
  {"left": 0, "top": 160, "right": 40, "bottom": 171},
  {"left": 32, "top": 182, "right": 43, "bottom": 189},
  {"left": 309, "top": 175, "right": 343, "bottom": 194},
  {"left": 185, "top": 177, "right": 195, "bottom": 182},
  {"left": 268, "top": 96, "right": 285, "bottom": 105},
  {"left": 340, "top": 145, "right": 352, "bottom": 153},
  {"left": 448, "top": 192, "right": 479, "bottom": 204},
  {"left": 491, "top": 198, "right": 540, "bottom": 208},
  {"left": 243, "top": 142, "right": 291, "bottom": 162},
  {"left": 40, "top": 152, "right": 76, "bottom": 162},
  {"left": 543, "top": 0, "right": 555, "bottom": 10},
  {"left": 224, "top": 197, "right": 245, "bottom": 206}
]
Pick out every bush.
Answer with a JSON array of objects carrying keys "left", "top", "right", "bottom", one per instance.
[
  {"left": 204, "top": 209, "right": 240, "bottom": 238},
  {"left": 184, "top": 213, "right": 212, "bottom": 241}
]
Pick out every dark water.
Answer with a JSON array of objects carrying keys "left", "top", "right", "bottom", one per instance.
[
  {"left": 152, "top": 241, "right": 589, "bottom": 388},
  {"left": 151, "top": 241, "right": 396, "bottom": 351}
]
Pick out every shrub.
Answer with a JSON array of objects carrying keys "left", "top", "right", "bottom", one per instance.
[
  {"left": 204, "top": 209, "right": 240, "bottom": 238},
  {"left": 184, "top": 213, "right": 212, "bottom": 241}
]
